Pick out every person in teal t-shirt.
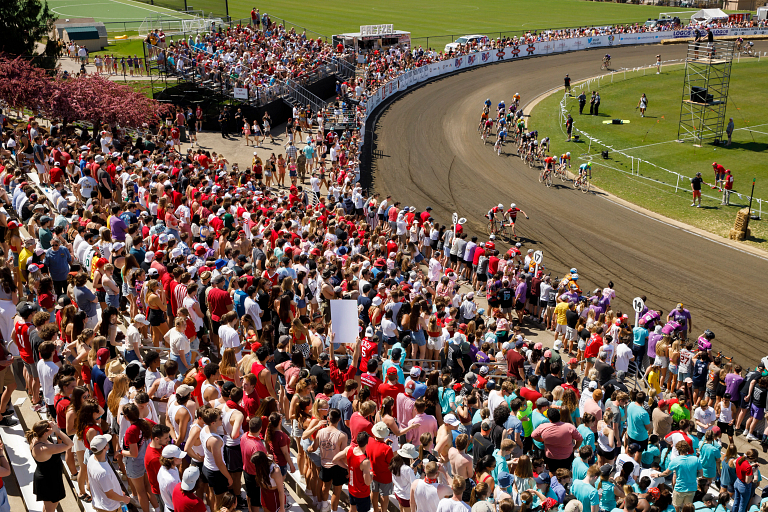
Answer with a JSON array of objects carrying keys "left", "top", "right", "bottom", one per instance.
[
  {"left": 531, "top": 401, "right": 550, "bottom": 451},
  {"left": 641, "top": 434, "right": 661, "bottom": 468},
  {"left": 577, "top": 416, "right": 596, "bottom": 453},
  {"left": 572, "top": 446, "right": 592, "bottom": 481},
  {"left": 626, "top": 393, "right": 651, "bottom": 444},
  {"left": 598, "top": 465, "right": 619, "bottom": 512},
  {"left": 571, "top": 467, "right": 600, "bottom": 512},
  {"left": 698, "top": 431, "right": 721, "bottom": 482},
  {"left": 662, "top": 442, "right": 703, "bottom": 496}
]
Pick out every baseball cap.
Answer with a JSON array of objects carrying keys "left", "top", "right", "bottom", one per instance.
[
  {"left": 96, "top": 348, "right": 110, "bottom": 365},
  {"left": 443, "top": 414, "right": 460, "bottom": 427},
  {"left": 410, "top": 366, "right": 422, "bottom": 379},
  {"left": 181, "top": 466, "right": 201, "bottom": 491},
  {"left": 386, "top": 367, "right": 398, "bottom": 376},
  {"left": 569, "top": 357, "right": 579, "bottom": 365},
  {"left": 536, "top": 397, "right": 550, "bottom": 407},
  {"left": 405, "top": 380, "right": 416, "bottom": 393},
  {"left": 176, "top": 384, "right": 194, "bottom": 397},
  {"left": 90, "top": 434, "right": 112, "bottom": 452},
  {"left": 162, "top": 444, "right": 187, "bottom": 459}
]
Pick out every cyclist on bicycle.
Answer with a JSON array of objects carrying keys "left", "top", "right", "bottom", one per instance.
[
  {"left": 478, "top": 107, "right": 490, "bottom": 131},
  {"left": 517, "top": 119, "right": 526, "bottom": 135},
  {"left": 513, "top": 92, "right": 521, "bottom": 106},
  {"left": 544, "top": 155, "right": 557, "bottom": 172},
  {"left": 603, "top": 54, "right": 611, "bottom": 63},
  {"left": 576, "top": 162, "right": 592, "bottom": 184},
  {"left": 481, "top": 118, "right": 493, "bottom": 142},
  {"left": 736, "top": 37, "right": 743, "bottom": 51},
  {"left": 559, "top": 152, "right": 571, "bottom": 168},
  {"left": 487, "top": 203, "right": 504, "bottom": 233},
  {"left": 506, "top": 203, "right": 529, "bottom": 239},
  {"left": 484, "top": 98, "right": 492, "bottom": 109},
  {"left": 540, "top": 136, "right": 550, "bottom": 153}
]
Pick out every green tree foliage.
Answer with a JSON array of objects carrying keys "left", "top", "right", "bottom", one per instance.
[{"left": 0, "top": 0, "right": 61, "bottom": 71}]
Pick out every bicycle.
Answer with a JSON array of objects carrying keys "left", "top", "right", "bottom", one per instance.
[
  {"left": 574, "top": 170, "right": 591, "bottom": 193},
  {"left": 554, "top": 163, "right": 569, "bottom": 181},
  {"left": 486, "top": 215, "right": 508, "bottom": 238},
  {"left": 539, "top": 167, "right": 553, "bottom": 187}
]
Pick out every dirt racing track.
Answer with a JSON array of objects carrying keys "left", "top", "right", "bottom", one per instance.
[{"left": 366, "top": 43, "right": 768, "bottom": 366}]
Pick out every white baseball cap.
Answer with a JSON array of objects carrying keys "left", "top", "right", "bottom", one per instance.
[
  {"left": 180, "top": 466, "right": 200, "bottom": 491},
  {"left": 133, "top": 314, "right": 150, "bottom": 326},
  {"left": 90, "top": 434, "right": 112, "bottom": 453},
  {"left": 162, "top": 444, "right": 187, "bottom": 459}
]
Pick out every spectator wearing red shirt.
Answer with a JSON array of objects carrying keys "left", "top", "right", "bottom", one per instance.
[
  {"left": 172, "top": 467, "right": 207, "bottom": 512},
  {"left": 206, "top": 275, "right": 233, "bottom": 346},
  {"left": 378, "top": 369, "right": 404, "bottom": 417},
  {"left": 144, "top": 423, "right": 171, "bottom": 496},
  {"left": 349, "top": 403, "right": 375, "bottom": 442},
  {"left": 506, "top": 341, "right": 526, "bottom": 381},
  {"left": 367, "top": 422, "right": 394, "bottom": 511},
  {"left": 330, "top": 354, "right": 358, "bottom": 395},
  {"left": 584, "top": 330, "right": 604, "bottom": 374},
  {"left": 14, "top": 303, "right": 39, "bottom": 407},
  {"left": 420, "top": 207, "right": 432, "bottom": 225},
  {"left": 50, "top": 162, "right": 65, "bottom": 184},
  {"left": 518, "top": 375, "right": 543, "bottom": 404}
]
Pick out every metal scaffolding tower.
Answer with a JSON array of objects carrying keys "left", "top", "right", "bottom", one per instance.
[{"left": 677, "top": 40, "right": 735, "bottom": 146}]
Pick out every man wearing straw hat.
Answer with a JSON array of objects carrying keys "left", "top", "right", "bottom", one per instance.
[{"left": 366, "top": 422, "right": 394, "bottom": 512}]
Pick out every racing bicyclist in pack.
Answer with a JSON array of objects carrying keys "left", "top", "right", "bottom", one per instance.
[
  {"left": 498, "top": 99, "right": 506, "bottom": 116},
  {"left": 481, "top": 117, "right": 494, "bottom": 143},
  {"left": 540, "top": 136, "right": 550, "bottom": 154},
  {"left": 494, "top": 127, "right": 507, "bottom": 156},
  {"left": 736, "top": 37, "right": 744, "bottom": 52},
  {"left": 513, "top": 92, "right": 521, "bottom": 107},
  {"left": 602, "top": 53, "right": 611, "bottom": 68},
  {"left": 497, "top": 114, "right": 507, "bottom": 133},
  {"left": 575, "top": 162, "right": 591, "bottom": 186},
  {"left": 505, "top": 203, "right": 529, "bottom": 239},
  {"left": 559, "top": 152, "right": 571, "bottom": 169},
  {"left": 478, "top": 104, "right": 490, "bottom": 132},
  {"left": 484, "top": 98, "right": 492, "bottom": 109},
  {"left": 543, "top": 155, "right": 557, "bottom": 173}
]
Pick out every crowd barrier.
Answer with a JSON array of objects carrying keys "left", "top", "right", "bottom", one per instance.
[{"left": 361, "top": 26, "right": 768, "bottom": 126}]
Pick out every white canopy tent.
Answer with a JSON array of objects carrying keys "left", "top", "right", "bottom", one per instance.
[{"left": 691, "top": 8, "right": 729, "bottom": 23}]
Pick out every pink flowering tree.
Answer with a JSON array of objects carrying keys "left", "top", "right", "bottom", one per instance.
[
  {"left": 0, "top": 54, "right": 53, "bottom": 116},
  {"left": 52, "top": 74, "right": 170, "bottom": 136}
]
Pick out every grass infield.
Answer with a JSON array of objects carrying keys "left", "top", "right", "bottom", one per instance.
[{"left": 530, "top": 58, "right": 768, "bottom": 249}]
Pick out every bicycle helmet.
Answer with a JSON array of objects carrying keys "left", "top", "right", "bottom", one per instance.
[
  {"left": 510, "top": 203, "right": 516, "bottom": 209},
  {"left": 587, "top": 162, "right": 592, "bottom": 168},
  {"left": 498, "top": 203, "right": 503, "bottom": 208},
  {"left": 566, "top": 152, "right": 570, "bottom": 157},
  {"left": 703, "top": 329, "right": 715, "bottom": 340}
]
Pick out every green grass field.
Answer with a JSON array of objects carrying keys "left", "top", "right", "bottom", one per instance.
[
  {"left": 530, "top": 59, "right": 768, "bottom": 249},
  {"left": 47, "top": 0, "right": 698, "bottom": 45}
]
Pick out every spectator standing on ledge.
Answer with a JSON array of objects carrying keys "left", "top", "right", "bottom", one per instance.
[{"left": 564, "top": 74, "right": 571, "bottom": 95}]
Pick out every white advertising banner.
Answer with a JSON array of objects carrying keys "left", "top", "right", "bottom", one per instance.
[
  {"left": 361, "top": 28, "right": 734, "bottom": 132},
  {"left": 233, "top": 87, "right": 248, "bottom": 100}
]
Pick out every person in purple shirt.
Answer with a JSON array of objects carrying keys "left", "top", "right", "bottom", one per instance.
[
  {"left": 667, "top": 303, "right": 692, "bottom": 339},
  {"left": 647, "top": 325, "right": 663, "bottom": 360},
  {"left": 725, "top": 365, "right": 744, "bottom": 399},
  {"left": 110, "top": 205, "right": 127, "bottom": 241},
  {"left": 559, "top": 286, "right": 579, "bottom": 305},
  {"left": 514, "top": 276, "right": 528, "bottom": 323}
]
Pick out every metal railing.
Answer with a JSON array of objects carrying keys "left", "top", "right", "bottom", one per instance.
[{"left": 283, "top": 80, "right": 329, "bottom": 115}]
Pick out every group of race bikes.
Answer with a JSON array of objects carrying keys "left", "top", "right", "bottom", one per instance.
[{"left": 477, "top": 98, "right": 593, "bottom": 193}]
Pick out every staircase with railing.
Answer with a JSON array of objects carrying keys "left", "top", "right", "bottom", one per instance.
[{"left": 144, "top": 41, "right": 357, "bottom": 109}]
